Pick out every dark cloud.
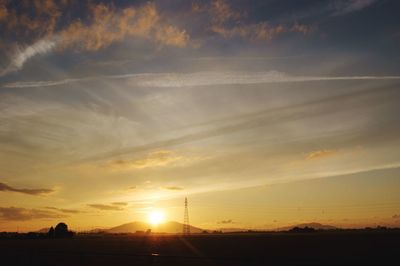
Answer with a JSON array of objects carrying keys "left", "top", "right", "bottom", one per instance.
[
  {"left": 0, "top": 207, "right": 66, "bottom": 221},
  {"left": 392, "top": 214, "right": 400, "bottom": 219},
  {"left": 218, "top": 219, "right": 235, "bottom": 224},
  {"left": 87, "top": 204, "right": 124, "bottom": 211},
  {"left": 0, "top": 182, "right": 54, "bottom": 196},
  {"left": 112, "top": 202, "right": 128, "bottom": 206}
]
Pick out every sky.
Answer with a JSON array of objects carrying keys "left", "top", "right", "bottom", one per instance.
[{"left": 1, "top": 0, "right": 400, "bottom": 232}]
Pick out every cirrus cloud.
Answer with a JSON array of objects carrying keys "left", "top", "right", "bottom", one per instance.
[
  {"left": 0, "top": 206, "right": 66, "bottom": 221},
  {"left": 163, "top": 186, "right": 184, "bottom": 191},
  {"left": 87, "top": 204, "right": 124, "bottom": 211},
  {"left": 0, "top": 182, "right": 54, "bottom": 196},
  {"left": 305, "top": 149, "right": 337, "bottom": 160},
  {"left": 0, "top": 1, "right": 190, "bottom": 76}
]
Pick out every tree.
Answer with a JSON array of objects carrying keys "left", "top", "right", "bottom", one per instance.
[
  {"left": 54, "top": 222, "right": 73, "bottom": 238},
  {"left": 48, "top": 226, "right": 55, "bottom": 238}
]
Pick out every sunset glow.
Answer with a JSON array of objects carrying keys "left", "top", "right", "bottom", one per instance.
[
  {"left": 0, "top": 0, "right": 399, "bottom": 233},
  {"left": 148, "top": 210, "right": 166, "bottom": 225}
]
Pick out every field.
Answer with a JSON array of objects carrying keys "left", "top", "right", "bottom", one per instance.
[{"left": 1, "top": 231, "right": 399, "bottom": 265}]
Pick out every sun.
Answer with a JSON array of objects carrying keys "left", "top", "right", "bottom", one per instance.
[{"left": 148, "top": 210, "right": 166, "bottom": 225}]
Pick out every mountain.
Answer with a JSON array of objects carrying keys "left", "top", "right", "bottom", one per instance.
[
  {"left": 276, "top": 222, "right": 338, "bottom": 231},
  {"left": 37, "top": 227, "right": 50, "bottom": 233},
  {"left": 107, "top": 221, "right": 203, "bottom": 234}
]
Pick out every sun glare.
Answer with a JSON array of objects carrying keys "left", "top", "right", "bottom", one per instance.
[{"left": 148, "top": 210, "right": 165, "bottom": 225}]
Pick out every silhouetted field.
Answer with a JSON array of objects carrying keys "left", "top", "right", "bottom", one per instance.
[{"left": 1, "top": 231, "right": 399, "bottom": 265}]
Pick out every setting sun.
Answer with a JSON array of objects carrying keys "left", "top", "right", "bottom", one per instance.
[{"left": 148, "top": 210, "right": 166, "bottom": 225}]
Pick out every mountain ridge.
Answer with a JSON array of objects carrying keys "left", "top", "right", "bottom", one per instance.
[{"left": 107, "top": 221, "right": 203, "bottom": 234}]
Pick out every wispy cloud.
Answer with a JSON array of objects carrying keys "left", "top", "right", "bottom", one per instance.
[
  {"left": 44, "top": 207, "right": 82, "bottom": 214},
  {"left": 130, "top": 72, "right": 400, "bottom": 88},
  {"left": 0, "top": 182, "right": 54, "bottom": 196},
  {"left": 332, "top": 0, "right": 378, "bottom": 16},
  {"left": 0, "top": 207, "right": 66, "bottom": 221},
  {"left": 163, "top": 186, "right": 184, "bottom": 191},
  {"left": 0, "top": 39, "right": 56, "bottom": 77},
  {"left": 196, "top": 0, "right": 314, "bottom": 41},
  {"left": 82, "top": 85, "right": 396, "bottom": 162},
  {"left": 109, "top": 150, "right": 192, "bottom": 170},
  {"left": 3, "top": 71, "right": 400, "bottom": 89},
  {"left": 87, "top": 204, "right": 124, "bottom": 211},
  {"left": 111, "top": 202, "right": 128, "bottom": 206},
  {"left": 0, "top": 1, "right": 189, "bottom": 76},
  {"left": 305, "top": 149, "right": 337, "bottom": 160},
  {"left": 57, "top": 2, "right": 189, "bottom": 51}
]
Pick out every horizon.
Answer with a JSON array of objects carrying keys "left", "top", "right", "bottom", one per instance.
[
  {"left": 5, "top": 219, "right": 397, "bottom": 234},
  {"left": 1, "top": 0, "right": 400, "bottom": 233}
]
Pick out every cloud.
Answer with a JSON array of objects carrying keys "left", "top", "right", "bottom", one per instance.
[
  {"left": 79, "top": 85, "right": 397, "bottom": 162},
  {"left": 1, "top": 0, "right": 62, "bottom": 38},
  {"left": 112, "top": 202, "right": 128, "bottom": 206},
  {"left": 199, "top": 0, "right": 313, "bottom": 41},
  {"left": 110, "top": 150, "right": 185, "bottom": 170},
  {"left": 209, "top": 0, "right": 244, "bottom": 24},
  {"left": 218, "top": 219, "right": 235, "bottom": 224},
  {"left": 131, "top": 72, "right": 400, "bottom": 88},
  {"left": 0, "top": 182, "right": 54, "bottom": 196},
  {"left": 211, "top": 23, "right": 285, "bottom": 41},
  {"left": 291, "top": 22, "right": 315, "bottom": 35},
  {"left": 163, "top": 186, "right": 184, "bottom": 191},
  {"left": 211, "top": 22, "right": 314, "bottom": 41},
  {"left": 4, "top": 71, "right": 400, "bottom": 89},
  {"left": 154, "top": 25, "right": 190, "bottom": 48},
  {"left": 393, "top": 214, "right": 400, "bottom": 219},
  {"left": 0, "top": 1, "right": 189, "bottom": 76},
  {"left": 305, "top": 150, "right": 337, "bottom": 160},
  {"left": 56, "top": 2, "right": 189, "bottom": 51},
  {"left": 87, "top": 204, "right": 124, "bottom": 211},
  {"left": 0, "top": 207, "right": 66, "bottom": 221},
  {"left": 0, "top": 1, "right": 7, "bottom": 21},
  {"left": 0, "top": 39, "right": 56, "bottom": 77},
  {"left": 332, "top": 0, "right": 377, "bottom": 15},
  {"left": 44, "top": 207, "right": 82, "bottom": 214}
]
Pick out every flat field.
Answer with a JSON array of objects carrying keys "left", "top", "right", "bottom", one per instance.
[{"left": 1, "top": 231, "right": 399, "bottom": 265}]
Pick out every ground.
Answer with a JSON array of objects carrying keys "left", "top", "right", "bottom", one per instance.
[{"left": 1, "top": 231, "right": 399, "bottom": 265}]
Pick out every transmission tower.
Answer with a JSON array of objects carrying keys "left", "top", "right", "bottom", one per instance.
[{"left": 183, "top": 197, "right": 190, "bottom": 235}]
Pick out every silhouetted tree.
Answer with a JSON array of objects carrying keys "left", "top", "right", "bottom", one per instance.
[
  {"left": 289, "top": 226, "right": 316, "bottom": 233},
  {"left": 54, "top": 222, "right": 73, "bottom": 238},
  {"left": 48, "top": 226, "right": 55, "bottom": 238}
]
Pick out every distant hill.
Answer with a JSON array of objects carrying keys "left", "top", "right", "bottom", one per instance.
[
  {"left": 37, "top": 227, "right": 50, "bottom": 233},
  {"left": 276, "top": 222, "right": 338, "bottom": 231},
  {"left": 107, "top": 221, "right": 203, "bottom": 234}
]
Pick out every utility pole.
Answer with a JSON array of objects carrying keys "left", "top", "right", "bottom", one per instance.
[{"left": 183, "top": 197, "right": 190, "bottom": 235}]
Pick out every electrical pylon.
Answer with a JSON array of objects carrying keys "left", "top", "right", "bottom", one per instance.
[{"left": 183, "top": 197, "right": 190, "bottom": 235}]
